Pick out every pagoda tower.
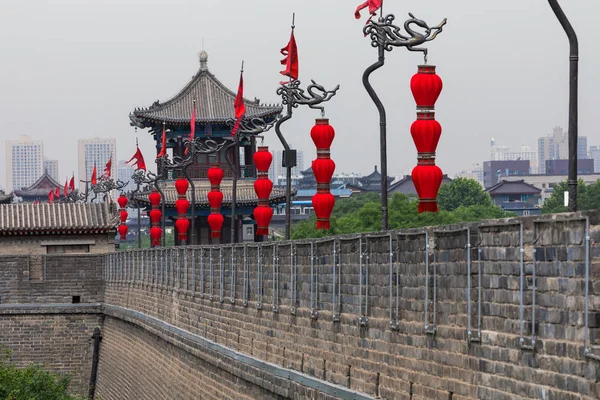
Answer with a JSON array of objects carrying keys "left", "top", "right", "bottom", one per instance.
[{"left": 130, "top": 51, "right": 285, "bottom": 245}]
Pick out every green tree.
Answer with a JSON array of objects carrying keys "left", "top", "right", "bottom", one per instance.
[
  {"left": 542, "top": 179, "right": 600, "bottom": 214},
  {"left": 0, "top": 348, "right": 84, "bottom": 400},
  {"left": 437, "top": 178, "right": 492, "bottom": 211}
]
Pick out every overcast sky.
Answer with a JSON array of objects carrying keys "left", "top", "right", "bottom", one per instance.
[{"left": 0, "top": 0, "right": 598, "bottom": 186}]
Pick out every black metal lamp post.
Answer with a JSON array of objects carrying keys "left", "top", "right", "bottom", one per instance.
[
  {"left": 275, "top": 80, "right": 340, "bottom": 240},
  {"left": 362, "top": 12, "right": 446, "bottom": 230},
  {"left": 548, "top": 0, "right": 579, "bottom": 212}
]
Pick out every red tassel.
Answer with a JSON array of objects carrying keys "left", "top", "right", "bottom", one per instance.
[
  {"left": 211, "top": 232, "right": 221, "bottom": 238},
  {"left": 418, "top": 202, "right": 439, "bottom": 213},
  {"left": 316, "top": 220, "right": 331, "bottom": 230}
]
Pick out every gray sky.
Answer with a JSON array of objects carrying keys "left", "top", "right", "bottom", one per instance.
[{"left": 1, "top": 0, "right": 598, "bottom": 186}]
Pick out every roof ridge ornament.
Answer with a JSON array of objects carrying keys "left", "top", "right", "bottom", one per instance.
[{"left": 199, "top": 50, "right": 208, "bottom": 71}]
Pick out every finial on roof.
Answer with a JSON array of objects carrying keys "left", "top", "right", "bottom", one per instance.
[{"left": 199, "top": 50, "right": 208, "bottom": 71}]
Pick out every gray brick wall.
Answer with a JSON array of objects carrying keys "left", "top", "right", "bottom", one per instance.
[{"left": 101, "top": 211, "right": 600, "bottom": 399}]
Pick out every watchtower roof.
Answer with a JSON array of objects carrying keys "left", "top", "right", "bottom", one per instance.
[{"left": 130, "top": 51, "right": 282, "bottom": 129}]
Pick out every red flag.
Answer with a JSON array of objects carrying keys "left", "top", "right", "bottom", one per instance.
[
  {"left": 355, "top": 0, "right": 382, "bottom": 19},
  {"left": 157, "top": 124, "right": 167, "bottom": 158},
  {"left": 55, "top": 187, "right": 60, "bottom": 198},
  {"left": 127, "top": 147, "right": 147, "bottom": 171},
  {"left": 280, "top": 29, "right": 299, "bottom": 81},
  {"left": 231, "top": 70, "right": 246, "bottom": 137},
  {"left": 69, "top": 175, "right": 75, "bottom": 191},
  {"left": 103, "top": 157, "right": 112, "bottom": 178},
  {"left": 48, "top": 191, "right": 54, "bottom": 204},
  {"left": 91, "top": 165, "right": 97, "bottom": 185},
  {"left": 63, "top": 180, "right": 68, "bottom": 198}
]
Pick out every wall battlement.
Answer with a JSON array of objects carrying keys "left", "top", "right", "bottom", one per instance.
[{"left": 1, "top": 212, "right": 600, "bottom": 399}]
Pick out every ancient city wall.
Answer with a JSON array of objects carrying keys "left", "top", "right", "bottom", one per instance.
[
  {"left": 0, "top": 304, "right": 103, "bottom": 396},
  {"left": 99, "top": 211, "right": 600, "bottom": 400}
]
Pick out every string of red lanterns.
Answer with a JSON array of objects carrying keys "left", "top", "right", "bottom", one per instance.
[
  {"left": 410, "top": 65, "right": 443, "bottom": 213},
  {"left": 117, "top": 194, "right": 128, "bottom": 240},
  {"left": 310, "top": 119, "right": 336, "bottom": 230},
  {"left": 149, "top": 188, "right": 162, "bottom": 247},
  {"left": 174, "top": 178, "right": 190, "bottom": 243},
  {"left": 253, "top": 146, "right": 274, "bottom": 236},
  {"left": 207, "top": 165, "right": 224, "bottom": 239}
]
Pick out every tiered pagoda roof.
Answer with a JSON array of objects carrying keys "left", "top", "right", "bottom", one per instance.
[
  {"left": 133, "top": 180, "right": 291, "bottom": 208},
  {"left": 0, "top": 203, "right": 118, "bottom": 236},
  {"left": 130, "top": 51, "right": 282, "bottom": 129},
  {"left": 13, "top": 172, "right": 60, "bottom": 200}
]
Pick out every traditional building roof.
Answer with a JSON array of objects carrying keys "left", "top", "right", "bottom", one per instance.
[
  {"left": 0, "top": 192, "right": 12, "bottom": 204},
  {"left": 13, "top": 171, "right": 60, "bottom": 199},
  {"left": 130, "top": 51, "right": 282, "bottom": 129},
  {"left": 388, "top": 175, "right": 452, "bottom": 196},
  {"left": 133, "top": 180, "right": 292, "bottom": 208},
  {"left": 0, "top": 203, "right": 118, "bottom": 236},
  {"left": 486, "top": 180, "right": 542, "bottom": 196}
]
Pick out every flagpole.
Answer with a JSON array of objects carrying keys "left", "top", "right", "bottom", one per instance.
[
  {"left": 230, "top": 61, "right": 243, "bottom": 244},
  {"left": 136, "top": 133, "right": 142, "bottom": 249}
]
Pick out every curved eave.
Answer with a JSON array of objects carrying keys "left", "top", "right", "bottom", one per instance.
[
  {"left": 130, "top": 108, "right": 282, "bottom": 129},
  {"left": 0, "top": 227, "right": 117, "bottom": 236}
]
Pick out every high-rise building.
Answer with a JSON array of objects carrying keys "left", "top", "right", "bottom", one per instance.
[
  {"left": 483, "top": 160, "right": 530, "bottom": 189},
  {"left": 78, "top": 138, "right": 116, "bottom": 190},
  {"left": 537, "top": 126, "right": 588, "bottom": 173},
  {"left": 490, "top": 139, "right": 538, "bottom": 173},
  {"left": 455, "top": 163, "right": 484, "bottom": 186},
  {"left": 117, "top": 160, "right": 136, "bottom": 193},
  {"left": 43, "top": 159, "right": 59, "bottom": 182},
  {"left": 590, "top": 146, "right": 600, "bottom": 173},
  {"left": 6, "top": 136, "right": 44, "bottom": 192}
]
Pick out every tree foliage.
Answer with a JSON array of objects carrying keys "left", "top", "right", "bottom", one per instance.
[
  {"left": 0, "top": 348, "right": 84, "bottom": 400},
  {"left": 437, "top": 177, "right": 492, "bottom": 211},
  {"left": 291, "top": 192, "right": 514, "bottom": 240},
  {"left": 542, "top": 179, "right": 600, "bottom": 214}
]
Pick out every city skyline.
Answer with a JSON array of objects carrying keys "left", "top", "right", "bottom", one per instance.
[{"left": 0, "top": 1, "right": 599, "bottom": 189}]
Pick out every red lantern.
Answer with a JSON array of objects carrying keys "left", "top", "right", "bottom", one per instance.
[
  {"left": 312, "top": 158, "right": 336, "bottom": 184},
  {"left": 175, "top": 178, "right": 189, "bottom": 196},
  {"left": 254, "top": 206, "right": 273, "bottom": 236},
  {"left": 148, "top": 189, "right": 162, "bottom": 247},
  {"left": 410, "top": 65, "right": 444, "bottom": 213},
  {"left": 253, "top": 147, "right": 273, "bottom": 172},
  {"left": 175, "top": 218, "right": 190, "bottom": 241},
  {"left": 149, "top": 209, "right": 161, "bottom": 224},
  {"left": 175, "top": 198, "right": 190, "bottom": 215},
  {"left": 207, "top": 213, "right": 224, "bottom": 238},
  {"left": 118, "top": 194, "right": 128, "bottom": 209},
  {"left": 150, "top": 226, "right": 162, "bottom": 247},
  {"left": 207, "top": 191, "right": 223, "bottom": 209},
  {"left": 410, "top": 112, "right": 442, "bottom": 154},
  {"left": 118, "top": 224, "right": 128, "bottom": 241},
  {"left": 312, "top": 193, "right": 335, "bottom": 230},
  {"left": 254, "top": 179, "right": 273, "bottom": 200},
  {"left": 310, "top": 121, "right": 335, "bottom": 149},
  {"left": 208, "top": 166, "right": 224, "bottom": 186},
  {"left": 412, "top": 165, "right": 443, "bottom": 213},
  {"left": 207, "top": 165, "right": 224, "bottom": 239},
  {"left": 120, "top": 210, "right": 128, "bottom": 223},
  {"left": 149, "top": 191, "right": 161, "bottom": 207},
  {"left": 310, "top": 119, "right": 336, "bottom": 230},
  {"left": 410, "top": 65, "right": 443, "bottom": 109}
]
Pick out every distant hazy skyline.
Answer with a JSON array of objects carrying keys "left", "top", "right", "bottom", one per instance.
[{"left": 0, "top": 0, "right": 598, "bottom": 188}]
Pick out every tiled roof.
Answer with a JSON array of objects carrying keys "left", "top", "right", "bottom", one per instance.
[
  {"left": 13, "top": 172, "right": 60, "bottom": 197},
  {"left": 0, "top": 203, "right": 118, "bottom": 235},
  {"left": 486, "top": 180, "right": 542, "bottom": 195},
  {"left": 0, "top": 192, "right": 12, "bottom": 204},
  {"left": 130, "top": 56, "right": 281, "bottom": 128},
  {"left": 133, "top": 180, "right": 292, "bottom": 208}
]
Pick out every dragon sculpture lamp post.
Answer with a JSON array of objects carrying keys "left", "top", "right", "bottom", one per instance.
[
  {"left": 225, "top": 117, "right": 277, "bottom": 244},
  {"left": 89, "top": 176, "right": 128, "bottom": 204},
  {"left": 275, "top": 80, "right": 340, "bottom": 240},
  {"left": 159, "top": 137, "right": 230, "bottom": 246},
  {"left": 362, "top": 12, "right": 446, "bottom": 230},
  {"left": 548, "top": 0, "right": 579, "bottom": 212},
  {"left": 131, "top": 169, "right": 151, "bottom": 248}
]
